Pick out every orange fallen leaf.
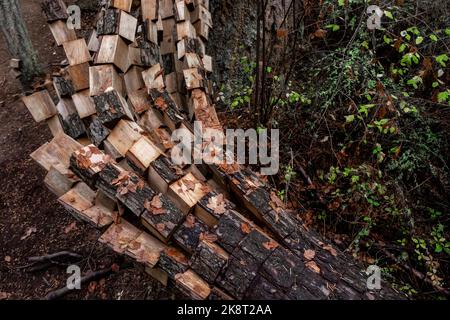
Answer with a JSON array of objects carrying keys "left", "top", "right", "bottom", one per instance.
[
  {"left": 241, "top": 222, "right": 252, "bottom": 234},
  {"left": 306, "top": 261, "right": 321, "bottom": 274},
  {"left": 263, "top": 241, "right": 279, "bottom": 251},
  {"left": 304, "top": 249, "right": 316, "bottom": 261}
]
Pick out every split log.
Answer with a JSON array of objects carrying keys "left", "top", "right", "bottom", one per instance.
[
  {"left": 63, "top": 39, "right": 92, "bottom": 66},
  {"left": 106, "top": 119, "right": 144, "bottom": 157},
  {"left": 111, "top": 0, "right": 132, "bottom": 12},
  {"left": 173, "top": 214, "right": 209, "bottom": 253},
  {"left": 53, "top": 76, "right": 74, "bottom": 98},
  {"left": 49, "top": 20, "right": 77, "bottom": 46},
  {"left": 56, "top": 98, "right": 86, "bottom": 139},
  {"left": 175, "top": 270, "right": 211, "bottom": 300},
  {"left": 93, "top": 90, "right": 134, "bottom": 127},
  {"left": 148, "top": 155, "right": 185, "bottom": 193},
  {"left": 195, "top": 191, "right": 235, "bottom": 228},
  {"left": 168, "top": 173, "right": 210, "bottom": 214},
  {"left": 157, "top": 247, "right": 189, "bottom": 278},
  {"left": 141, "top": 192, "right": 186, "bottom": 242},
  {"left": 126, "top": 136, "right": 162, "bottom": 174},
  {"left": 141, "top": 0, "right": 158, "bottom": 22},
  {"left": 44, "top": 165, "right": 80, "bottom": 197},
  {"left": 142, "top": 63, "right": 165, "bottom": 90},
  {"left": 84, "top": 116, "right": 110, "bottom": 147},
  {"left": 89, "top": 64, "right": 125, "bottom": 97},
  {"left": 96, "top": 35, "right": 130, "bottom": 72},
  {"left": 97, "top": 8, "right": 137, "bottom": 43},
  {"left": 22, "top": 90, "right": 57, "bottom": 123},
  {"left": 67, "top": 62, "right": 90, "bottom": 92},
  {"left": 72, "top": 90, "right": 96, "bottom": 119},
  {"left": 189, "top": 240, "right": 229, "bottom": 283},
  {"left": 124, "top": 66, "right": 145, "bottom": 93}
]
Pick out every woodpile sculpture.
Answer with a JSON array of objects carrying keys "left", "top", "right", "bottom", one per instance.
[{"left": 21, "top": 0, "right": 402, "bottom": 300}]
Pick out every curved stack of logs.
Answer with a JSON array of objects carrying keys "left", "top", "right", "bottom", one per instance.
[{"left": 21, "top": 0, "right": 402, "bottom": 300}]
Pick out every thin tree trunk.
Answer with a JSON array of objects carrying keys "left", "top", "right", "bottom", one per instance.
[{"left": 0, "top": 0, "right": 42, "bottom": 86}]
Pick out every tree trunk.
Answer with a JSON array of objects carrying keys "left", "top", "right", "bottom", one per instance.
[{"left": 0, "top": 0, "right": 42, "bottom": 85}]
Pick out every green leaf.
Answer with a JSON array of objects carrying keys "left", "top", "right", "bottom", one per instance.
[
  {"left": 445, "top": 29, "right": 450, "bottom": 36},
  {"left": 429, "top": 34, "right": 438, "bottom": 42},
  {"left": 325, "top": 24, "right": 340, "bottom": 32},
  {"left": 436, "top": 54, "right": 449, "bottom": 67},
  {"left": 432, "top": 82, "right": 439, "bottom": 88},
  {"left": 338, "top": 0, "right": 345, "bottom": 6},
  {"left": 399, "top": 43, "right": 407, "bottom": 53},
  {"left": 415, "top": 36, "right": 424, "bottom": 45},
  {"left": 383, "top": 35, "right": 392, "bottom": 44},
  {"left": 437, "top": 91, "right": 449, "bottom": 103},
  {"left": 345, "top": 115, "right": 355, "bottom": 123},
  {"left": 384, "top": 11, "right": 394, "bottom": 20}
]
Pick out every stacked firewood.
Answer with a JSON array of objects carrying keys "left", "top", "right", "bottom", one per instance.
[{"left": 21, "top": 0, "right": 402, "bottom": 300}]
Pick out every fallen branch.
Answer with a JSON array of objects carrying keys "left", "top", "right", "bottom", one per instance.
[
  {"left": 28, "top": 251, "right": 83, "bottom": 264},
  {"left": 45, "top": 267, "right": 113, "bottom": 300}
]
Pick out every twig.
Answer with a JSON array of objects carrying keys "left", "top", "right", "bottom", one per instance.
[{"left": 28, "top": 251, "right": 83, "bottom": 263}]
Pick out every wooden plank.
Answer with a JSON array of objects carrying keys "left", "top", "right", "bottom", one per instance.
[
  {"left": 67, "top": 62, "right": 90, "bottom": 92},
  {"left": 168, "top": 173, "right": 210, "bottom": 214},
  {"left": 106, "top": 120, "right": 144, "bottom": 157},
  {"left": 89, "top": 64, "right": 125, "bottom": 97},
  {"left": 63, "top": 39, "right": 92, "bottom": 66},
  {"left": 96, "top": 35, "right": 130, "bottom": 72},
  {"left": 49, "top": 20, "right": 77, "bottom": 46},
  {"left": 72, "top": 90, "right": 96, "bottom": 119},
  {"left": 141, "top": 193, "right": 186, "bottom": 242},
  {"left": 22, "top": 90, "right": 57, "bottom": 123},
  {"left": 93, "top": 90, "right": 134, "bottom": 126}
]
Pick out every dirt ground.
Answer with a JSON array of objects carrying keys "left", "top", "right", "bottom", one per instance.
[{"left": 0, "top": 0, "right": 179, "bottom": 300}]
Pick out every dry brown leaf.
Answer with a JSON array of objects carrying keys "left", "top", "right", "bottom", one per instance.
[
  {"left": 241, "top": 222, "right": 252, "bottom": 234},
  {"left": 0, "top": 292, "right": 11, "bottom": 300},
  {"left": 200, "top": 232, "right": 218, "bottom": 243},
  {"left": 4, "top": 256, "right": 11, "bottom": 263},
  {"left": 64, "top": 222, "right": 77, "bottom": 234},
  {"left": 322, "top": 244, "right": 338, "bottom": 257},
  {"left": 156, "top": 223, "right": 166, "bottom": 233},
  {"left": 263, "top": 241, "right": 279, "bottom": 251},
  {"left": 304, "top": 249, "right": 316, "bottom": 261},
  {"left": 306, "top": 261, "right": 321, "bottom": 274}
]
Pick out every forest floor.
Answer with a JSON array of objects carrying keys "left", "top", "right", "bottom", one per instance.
[{"left": 0, "top": 0, "right": 178, "bottom": 300}]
